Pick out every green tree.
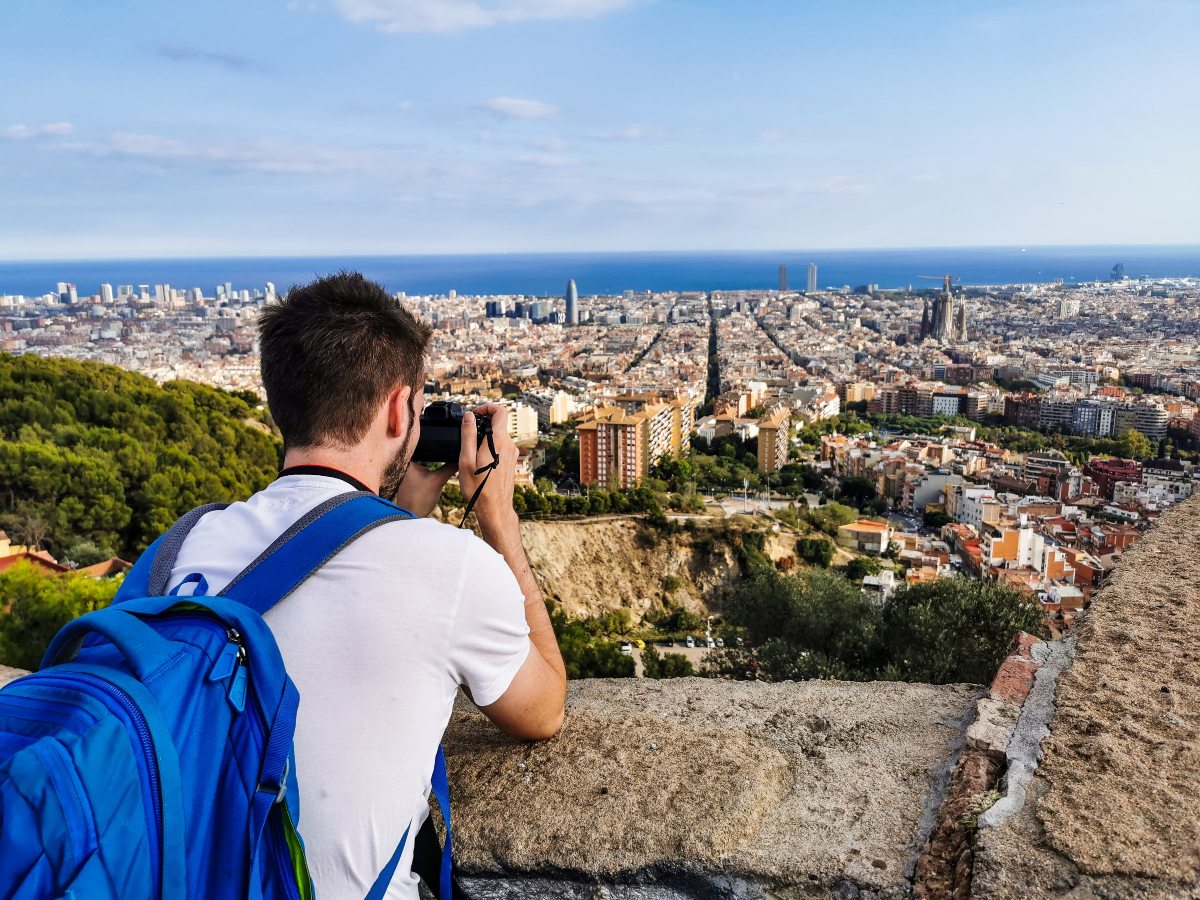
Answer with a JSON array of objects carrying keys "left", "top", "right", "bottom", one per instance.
[
  {"left": 804, "top": 502, "right": 859, "bottom": 536},
  {"left": 547, "top": 604, "right": 635, "bottom": 678},
  {"left": 796, "top": 537, "right": 835, "bottom": 567},
  {"left": 838, "top": 476, "right": 878, "bottom": 507},
  {"left": 923, "top": 509, "right": 954, "bottom": 529},
  {"left": 843, "top": 556, "right": 882, "bottom": 581},
  {"left": 1116, "top": 429, "right": 1153, "bottom": 461},
  {"left": 0, "top": 354, "right": 279, "bottom": 557},
  {"left": 642, "top": 644, "right": 694, "bottom": 679},
  {"left": 881, "top": 578, "right": 1045, "bottom": 684},
  {"left": 0, "top": 563, "right": 120, "bottom": 669}
]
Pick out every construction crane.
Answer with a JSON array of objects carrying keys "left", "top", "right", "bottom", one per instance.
[{"left": 917, "top": 274, "right": 957, "bottom": 292}]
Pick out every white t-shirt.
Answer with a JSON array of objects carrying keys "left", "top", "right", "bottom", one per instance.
[{"left": 168, "top": 474, "right": 531, "bottom": 899}]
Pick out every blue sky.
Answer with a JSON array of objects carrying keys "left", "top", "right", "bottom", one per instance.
[{"left": 2, "top": 0, "right": 1198, "bottom": 259}]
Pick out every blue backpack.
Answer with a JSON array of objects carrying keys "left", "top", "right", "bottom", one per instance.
[{"left": 0, "top": 491, "right": 453, "bottom": 900}]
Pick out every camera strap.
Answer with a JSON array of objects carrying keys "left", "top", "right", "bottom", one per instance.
[{"left": 459, "top": 430, "right": 500, "bottom": 528}]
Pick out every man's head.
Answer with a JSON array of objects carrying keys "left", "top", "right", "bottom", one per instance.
[{"left": 258, "top": 272, "right": 431, "bottom": 489}]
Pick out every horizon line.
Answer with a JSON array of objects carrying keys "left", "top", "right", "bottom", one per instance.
[{"left": 3, "top": 242, "right": 1200, "bottom": 266}]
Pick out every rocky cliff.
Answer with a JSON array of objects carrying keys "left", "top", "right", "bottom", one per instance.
[{"left": 519, "top": 516, "right": 801, "bottom": 621}]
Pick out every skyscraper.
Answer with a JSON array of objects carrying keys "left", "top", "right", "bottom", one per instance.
[
  {"left": 565, "top": 279, "right": 579, "bottom": 325},
  {"left": 99, "top": 283, "right": 114, "bottom": 304},
  {"left": 778, "top": 265, "right": 788, "bottom": 292},
  {"left": 806, "top": 263, "right": 818, "bottom": 293}
]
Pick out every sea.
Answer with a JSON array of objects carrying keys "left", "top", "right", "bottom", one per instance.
[{"left": 1, "top": 245, "right": 1199, "bottom": 299}]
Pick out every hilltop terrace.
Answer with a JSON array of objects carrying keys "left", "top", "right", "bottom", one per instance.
[{"left": 3, "top": 493, "right": 1197, "bottom": 897}]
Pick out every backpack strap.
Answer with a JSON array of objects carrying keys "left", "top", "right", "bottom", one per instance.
[
  {"left": 113, "top": 502, "right": 229, "bottom": 603},
  {"left": 220, "top": 491, "right": 413, "bottom": 617},
  {"left": 368, "top": 746, "right": 453, "bottom": 900}
]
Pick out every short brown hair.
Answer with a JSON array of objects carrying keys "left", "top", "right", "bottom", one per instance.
[{"left": 258, "top": 271, "right": 431, "bottom": 449}]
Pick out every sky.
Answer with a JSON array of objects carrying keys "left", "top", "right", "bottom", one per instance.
[{"left": 2, "top": 0, "right": 1199, "bottom": 259}]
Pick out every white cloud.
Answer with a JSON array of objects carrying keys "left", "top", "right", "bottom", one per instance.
[
  {"left": 332, "top": 0, "right": 640, "bottom": 33},
  {"left": 3, "top": 122, "right": 75, "bottom": 140},
  {"left": 484, "top": 96, "right": 558, "bottom": 119},
  {"left": 517, "top": 151, "right": 577, "bottom": 167},
  {"left": 586, "top": 124, "right": 663, "bottom": 141},
  {"left": 76, "top": 131, "right": 387, "bottom": 175}
]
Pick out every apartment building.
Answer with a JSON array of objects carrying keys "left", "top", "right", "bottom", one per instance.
[
  {"left": 577, "top": 397, "right": 692, "bottom": 489},
  {"left": 757, "top": 406, "right": 791, "bottom": 474}
]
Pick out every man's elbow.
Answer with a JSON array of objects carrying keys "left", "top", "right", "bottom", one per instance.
[{"left": 504, "top": 695, "right": 565, "bottom": 741}]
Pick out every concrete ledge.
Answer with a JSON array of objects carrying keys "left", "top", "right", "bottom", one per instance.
[{"left": 445, "top": 677, "right": 980, "bottom": 897}]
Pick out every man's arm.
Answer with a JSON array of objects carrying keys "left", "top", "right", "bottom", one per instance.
[{"left": 459, "top": 404, "right": 567, "bottom": 740}]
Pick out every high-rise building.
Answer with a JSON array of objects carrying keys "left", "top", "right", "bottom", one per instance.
[
  {"left": 778, "top": 265, "right": 788, "bottom": 292},
  {"left": 565, "top": 279, "right": 579, "bottom": 325},
  {"left": 66, "top": 284, "right": 78, "bottom": 305},
  {"left": 757, "top": 406, "right": 791, "bottom": 474},
  {"left": 806, "top": 263, "right": 818, "bottom": 293},
  {"left": 577, "top": 397, "right": 693, "bottom": 489},
  {"left": 99, "top": 283, "right": 114, "bottom": 304}
]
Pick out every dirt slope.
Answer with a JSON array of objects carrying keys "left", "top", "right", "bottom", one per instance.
[{"left": 519, "top": 517, "right": 799, "bottom": 622}]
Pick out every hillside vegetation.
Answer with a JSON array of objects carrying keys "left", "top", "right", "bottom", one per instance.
[{"left": 0, "top": 353, "right": 279, "bottom": 561}]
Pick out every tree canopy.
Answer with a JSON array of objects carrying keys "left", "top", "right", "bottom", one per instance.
[
  {"left": 0, "top": 353, "right": 280, "bottom": 558},
  {"left": 708, "top": 568, "right": 1044, "bottom": 685},
  {"left": 0, "top": 562, "right": 120, "bottom": 670}
]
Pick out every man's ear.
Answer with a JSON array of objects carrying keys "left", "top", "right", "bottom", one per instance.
[{"left": 386, "top": 385, "right": 412, "bottom": 439}]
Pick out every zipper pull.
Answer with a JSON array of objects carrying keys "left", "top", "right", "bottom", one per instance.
[
  {"left": 227, "top": 645, "right": 249, "bottom": 713},
  {"left": 209, "top": 642, "right": 239, "bottom": 682}
]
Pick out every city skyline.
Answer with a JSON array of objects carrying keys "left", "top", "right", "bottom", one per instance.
[{"left": 3, "top": 0, "right": 1199, "bottom": 260}]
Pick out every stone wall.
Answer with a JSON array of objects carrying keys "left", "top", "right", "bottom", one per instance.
[
  {"left": 445, "top": 678, "right": 982, "bottom": 898},
  {"left": 970, "top": 494, "right": 1200, "bottom": 899}
]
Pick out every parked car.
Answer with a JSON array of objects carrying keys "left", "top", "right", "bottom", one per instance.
[
  {"left": 705, "top": 636, "right": 716, "bottom": 648},
  {"left": 715, "top": 638, "right": 725, "bottom": 648},
  {"left": 685, "top": 636, "right": 696, "bottom": 648},
  {"left": 619, "top": 641, "right": 633, "bottom": 655}
]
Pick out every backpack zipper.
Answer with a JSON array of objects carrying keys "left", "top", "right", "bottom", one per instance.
[
  {"left": 31, "top": 737, "right": 100, "bottom": 870},
  {"left": 36, "top": 671, "right": 164, "bottom": 897}
]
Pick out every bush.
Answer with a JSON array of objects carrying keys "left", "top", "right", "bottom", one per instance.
[
  {"left": 656, "top": 607, "right": 704, "bottom": 634},
  {"left": 843, "top": 556, "right": 882, "bottom": 581},
  {"left": 0, "top": 563, "right": 120, "bottom": 670},
  {"left": 881, "top": 578, "right": 1045, "bottom": 684},
  {"left": 641, "top": 644, "right": 695, "bottom": 679},
  {"left": 548, "top": 604, "right": 635, "bottom": 679},
  {"left": 714, "top": 568, "right": 1044, "bottom": 685},
  {"left": 796, "top": 537, "right": 835, "bottom": 567}
]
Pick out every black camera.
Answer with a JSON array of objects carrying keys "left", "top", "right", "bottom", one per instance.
[{"left": 411, "top": 401, "right": 492, "bottom": 464}]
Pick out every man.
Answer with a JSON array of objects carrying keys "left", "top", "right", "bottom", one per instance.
[{"left": 167, "top": 272, "right": 567, "bottom": 898}]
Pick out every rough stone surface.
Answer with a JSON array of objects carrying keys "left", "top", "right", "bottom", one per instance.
[
  {"left": 0, "top": 665, "right": 26, "bottom": 688},
  {"left": 445, "top": 677, "right": 979, "bottom": 896},
  {"left": 973, "top": 494, "right": 1200, "bottom": 898},
  {"left": 517, "top": 518, "right": 802, "bottom": 622},
  {"left": 964, "top": 698, "right": 1020, "bottom": 755}
]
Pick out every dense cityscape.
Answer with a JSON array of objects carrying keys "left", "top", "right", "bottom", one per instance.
[{"left": 3, "top": 265, "right": 1199, "bottom": 637}]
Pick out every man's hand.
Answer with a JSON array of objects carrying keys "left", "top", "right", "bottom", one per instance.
[
  {"left": 458, "top": 402, "right": 567, "bottom": 741},
  {"left": 458, "top": 403, "right": 520, "bottom": 541},
  {"left": 393, "top": 463, "right": 456, "bottom": 518}
]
